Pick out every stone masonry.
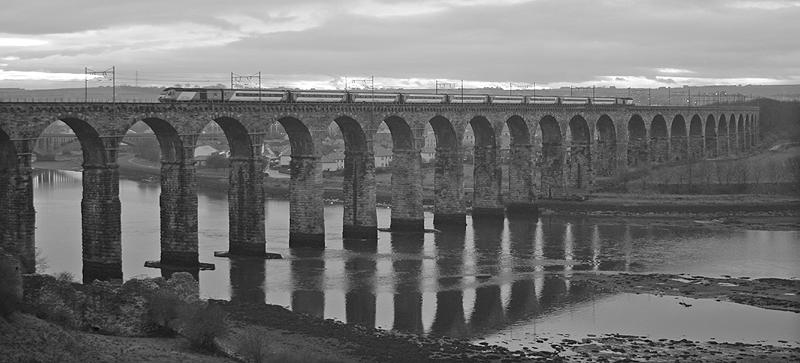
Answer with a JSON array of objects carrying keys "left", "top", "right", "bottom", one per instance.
[{"left": 0, "top": 102, "right": 759, "bottom": 281}]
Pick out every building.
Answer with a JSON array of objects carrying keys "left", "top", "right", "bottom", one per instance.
[
  {"left": 277, "top": 145, "right": 292, "bottom": 166},
  {"left": 321, "top": 151, "right": 345, "bottom": 171},
  {"left": 374, "top": 145, "right": 393, "bottom": 168},
  {"left": 194, "top": 145, "right": 220, "bottom": 166}
]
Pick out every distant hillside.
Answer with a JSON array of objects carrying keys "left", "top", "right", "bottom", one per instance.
[
  {"left": 747, "top": 99, "right": 800, "bottom": 143},
  {"left": 1, "top": 84, "right": 798, "bottom": 104}
]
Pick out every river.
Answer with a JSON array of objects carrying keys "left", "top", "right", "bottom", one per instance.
[{"left": 32, "top": 169, "right": 800, "bottom": 348}]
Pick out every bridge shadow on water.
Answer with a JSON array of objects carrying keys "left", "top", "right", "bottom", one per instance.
[{"left": 209, "top": 214, "right": 661, "bottom": 340}]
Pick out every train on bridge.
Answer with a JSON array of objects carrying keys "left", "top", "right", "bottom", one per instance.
[{"left": 158, "top": 87, "right": 635, "bottom": 106}]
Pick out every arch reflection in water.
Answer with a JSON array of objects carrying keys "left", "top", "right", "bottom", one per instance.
[
  {"left": 31, "top": 172, "right": 800, "bottom": 343},
  {"left": 229, "top": 258, "right": 266, "bottom": 304},
  {"left": 469, "top": 218, "right": 506, "bottom": 333},
  {"left": 289, "top": 249, "right": 326, "bottom": 318},
  {"left": 391, "top": 232, "right": 425, "bottom": 334},
  {"left": 344, "top": 239, "right": 378, "bottom": 328},
  {"left": 429, "top": 225, "right": 468, "bottom": 337}
]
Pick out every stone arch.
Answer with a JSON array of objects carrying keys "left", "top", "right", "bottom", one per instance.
[
  {"left": 0, "top": 127, "right": 14, "bottom": 173},
  {"left": 278, "top": 117, "right": 315, "bottom": 157},
  {"left": 729, "top": 115, "right": 737, "bottom": 153},
  {"left": 277, "top": 117, "right": 325, "bottom": 247},
  {"left": 718, "top": 115, "right": 728, "bottom": 155},
  {"left": 37, "top": 117, "right": 118, "bottom": 282},
  {"left": 469, "top": 116, "right": 502, "bottom": 215},
  {"left": 650, "top": 115, "right": 668, "bottom": 163},
  {"left": 211, "top": 116, "right": 253, "bottom": 159},
  {"left": 332, "top": 115, "right": 376, "bottom": 239},
  {"left": 737, "top": 115, "right": 745, "bottom": 152},
  {"left": 670, "top": 115, "right": 688, "bottom": 161},
  {"left": 627, "top": 114, "right": 647, "bottom": 167},
  {"left": 123, "top": 118, "right": 197, "bottom": 270},
  {"left": 689, "top": 114, "right": 703, "bottom": 160},
  {"left": 429, "top": 115, "right": 465, "bottom": 226},
  {"left": 538, "top": 115, "right": 563, "bottom": 198},
  {"left": 506, "top": 116, "right": 530, "bottom": 146},
  {"left": 704, "top": 115, "right": 717, "bottom": 158},
  {"left": 49, "top": 117, "right": 107, "bottom": 167},
  {"left": 333, "top": 116, "right": 368, "bottom": 153},
  {"left": 0, "top": 127, "right": 19, "bottom": 267},
  {"left": 383, "top": 115, "right": 415, "bottom": 150},
  {"left": 137, "top": 118, "right": 185, "bottom": 163},
  {"left": 469, "top": 116, "right": 496, "bottom": 148},
  {"left": 745, "top": 115, "right": 752, "bottom": 149},
  {"left": 504, "top": 115, "right": 534, "bottom": 210},
  {"left": 380, "top": 116, "right": 423, "bottom": 231},
  {"left": 594, "top": 115, "right": 616, "bottom": 177},
  {"left": 566, "top": 115, "right": 591, "bottom": 190},
  {"left": 430, "top": 115, "right": 459, "bottom": 150}
]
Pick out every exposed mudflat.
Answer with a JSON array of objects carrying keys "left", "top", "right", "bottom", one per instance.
[{"left": 570, "top": 272, "right": 800, "bottom": 313}]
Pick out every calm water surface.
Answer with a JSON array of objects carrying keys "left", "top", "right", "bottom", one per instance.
[{"left": 33, "top": 169, "right": 800, "bottom": 346}]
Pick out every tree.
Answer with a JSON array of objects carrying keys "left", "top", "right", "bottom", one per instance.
[{"left": 204, "top": 153, "right": 228, "bottom": 169}]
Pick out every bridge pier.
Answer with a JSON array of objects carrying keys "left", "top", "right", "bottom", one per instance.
[
  {"left": 289, "top": 155, "right": 325, "bottom": 248},
  {"left": 342, "top": 150, "right": 377, "bottom": 240},
  {"left": 158, "top": 160, "right": 199, "bottom": 266},
  {"left": 505, "top": 144, "right": 536, "bottom": 214},
  {"left": 565, "top": 142, "right": 592, "bottom": 195},
  {"left": 0, "top": 139, "right": 35, "bottom": 273},
  {"left": 539, "top": 142, "right": 565, "bottom": 199},
  {"left": 471, "top": 145, "right": 504, "bottom": 217},
  {"left": 225, "top": 157, "right": 267, "bottom": 256},
  {"left": 689, "top": 135, "right": 704, "bottom": 160},
  {"left": 81, "top": 164, "right": 122, "bottom": 282},
  {"left": 650, "top": 137, "right": 669, "bottom": 163},
  {"left": 433, "top": 148, "right": 466, "bottom": 227},
  {"left": 389, "top": 149, "right": 424, "bottom": 231}
]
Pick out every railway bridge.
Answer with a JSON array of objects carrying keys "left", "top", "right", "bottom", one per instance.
[{"left": 0, "top": 101, "right": 759, "bottom": 281}]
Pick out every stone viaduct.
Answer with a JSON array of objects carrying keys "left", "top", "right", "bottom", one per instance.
[{"left": 0, "top": 102, "right": 759, "bottom": 281}]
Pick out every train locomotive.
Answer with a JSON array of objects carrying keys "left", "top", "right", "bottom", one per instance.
[{"left": 158, "top": 87, "right": 634, "bottom": 105}]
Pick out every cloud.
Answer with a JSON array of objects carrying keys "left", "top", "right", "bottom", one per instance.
[
  {"left": 0, "top": 70, "right": 97, "bottom": 81},
  {"left": 348, "top": 0, "right": 537, "bottom": 18},
  {"left": 729, "top": 1, "right": 800, "bottom": 10},
  {"left": 0, "top": 23, "right": 243, "bottom": 55},
  {"left": 1, "top": 0, "right": 797, "bottom": 89},
  {"left": 0, "top": 37, "right": 48, "bottom": 47},
  {"left": 657, "top": 68, "right": 695, "bottom": 75}
]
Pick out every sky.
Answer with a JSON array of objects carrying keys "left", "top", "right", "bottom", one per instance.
[{"left": 1, "top": 0, "right": 799, "bottom": 90}]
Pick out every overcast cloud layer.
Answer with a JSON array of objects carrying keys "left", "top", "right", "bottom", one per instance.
[{"left": 1, "top": 0, "right": 798, "bottom": 89}]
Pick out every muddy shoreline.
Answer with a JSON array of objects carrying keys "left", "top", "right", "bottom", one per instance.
[{"left": 210, "top": 271, "right": 800, "bottom": 362}]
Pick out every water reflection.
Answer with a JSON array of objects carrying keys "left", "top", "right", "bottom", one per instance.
[
  {"left": 391, "top": 232, "right": 424, "bottom": 334},
  {"left": 230, "top": 258, "right": 266, "bottom": 304},
  {"left": 291, "top": 249, "right": 325, "bottom": 318},
  {"left": 430, "top": 226, "right": 468, "bottom": 337},
  {"left": 344, "top": 240, "right": 377, "bottom": 328},
  {"left": 31, "top": 168, "right": 800, "bottom": 345}
]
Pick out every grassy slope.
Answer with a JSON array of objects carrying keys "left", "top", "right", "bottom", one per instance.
[{"left": 0, "top": 312, "right": 233, "bottom": 363}]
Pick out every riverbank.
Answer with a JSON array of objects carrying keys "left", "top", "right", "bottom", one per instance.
[
  {"left": 537, "top": 193, "right": 800, "bottom": 229},
  {"left": 4, "top": 271, "right": 797, "bottom": 362}
]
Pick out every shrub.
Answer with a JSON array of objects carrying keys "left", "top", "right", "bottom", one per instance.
[
  {"left": 0, "top": 254, "right": 22, "bottom": 318},
  {"left": 237, "top": 328, "right": 268, "bottom": 363},
  {"left": 146, "top": 289, "right": 182, "bottom": 335},
  {"left": 180, "top": 303, "right": 227, "bottom": 351}
]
